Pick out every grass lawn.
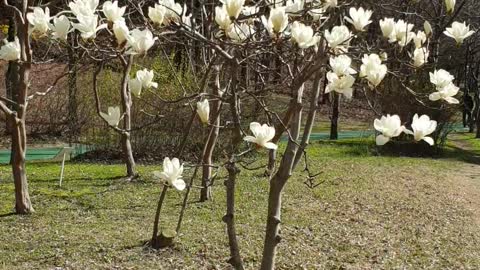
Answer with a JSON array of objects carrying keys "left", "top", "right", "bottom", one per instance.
[{"left": 1, "top": 137, "right": 480, "bottom": 269}]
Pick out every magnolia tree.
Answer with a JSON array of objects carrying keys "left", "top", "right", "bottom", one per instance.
[{"left": 0, "top": 0, "right": 475, "bottom": 268}]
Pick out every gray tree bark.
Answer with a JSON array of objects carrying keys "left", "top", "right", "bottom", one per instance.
[
  {"left": 119, "top": 55, "right": 137, "bottom": 179},
  {"left": 200, "top": 65, "right": 222, "bottom": 202}
]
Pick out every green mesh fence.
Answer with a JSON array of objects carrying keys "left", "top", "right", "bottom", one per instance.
[{"left": 0, "top": 144, "right": 91, "bottom": 164}]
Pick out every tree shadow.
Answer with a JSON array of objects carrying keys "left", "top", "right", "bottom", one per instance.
[{"left": 0, "top": 212, "right": 15, "bottom": 218}]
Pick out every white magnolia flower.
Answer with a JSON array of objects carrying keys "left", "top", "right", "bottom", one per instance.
[
  {"left": 324, "top": 25, "right": 351, "bottom": 49},
  {"left": 73, "top": 15, "right": 107, "bottom": 39},
  {"left": 429, "top": 83, "right": 459, "bottom": 104},
  {"left": 244, "top": 122, "right": 277, "bottom": 149},
  {"left": 50, "top": 15, "right": 71, "bottom": 41},
  {"left": 404, "top": 114, "right": 437, "bottom": 146},
  {"left": 242, "top": 6, "right": 259, "bottom": 16},
  {"left": 129, "top": 78, "right": 143, "bottom": 97},
  {"left": 374, "top": 114, "right": 405, "bottom": 145},
  {"left": 266, "top": 0, "right": 284, "bottom": 7},
  {"left": 308, "top": 8, "right": 327, "bottom": 21},
  {"left": 397, "top": 31, "right": 415, "bottom": 48},
  {"left": 285, "top": 0, "right": 304, "bottom": 15},
  {"left": 181, "top": 4, "right": 193, "bottom": 29},
  {"left": 323, "top": 0, "right": 337, "bottom": 9},
  {"left": 412, "top": 47, "right": 429, "bottom": 68},
  {"left": 149, "top": 4, "right": 166, "bottom": 25},
  {"left": 390, "top": 19, "right": 414, "bottom": 45},
  {"left": 379, "top": 18, "right": 396, "bottom": 39},
  {"left": 413, "top": 31, "right": 427, "bottom": 48},
  {"left": 100, "top": 106, "right": 122, "bottom": 126},
  {"left": 291, "top": 21, "right": 320, "bottom": 49},
  {"left": 196, "top": 99, "right": 210, "bottom": 124},
  {"left": 154, "top": 157, "right": 186, "bottom": 191},
  {"left": 69, "top": 0, "right": 99, "bottom": 17},
  {"left": 227, "top": 23, "right": 254, "bottom": 42},
  {"left": 424, "top": 20, "right": 433, "bottom": 36},
  {"left": 113, "top": 21, "right": 130, "bottom": 44},
  {"left": 429, "top": 69, "right": 454, "bottom": 89},
  {"left": 360, "top": 54, "right": 387, "bottom": 87},
  {"left": 329, "top": 55, "right": 356, "bottom": 76},
  {"left": 325, "top": 72, "right": 356, "bottom": 99},
  {"left": 444, "top": 21, "right": 475, "bottom": 45},
  {"left": 126, "top": 29, "right": 158, "bottom": 54},
  {"left": 445, "top": 0, "right": 455, "bottom": 13},
  {"left": 345, "top": 7, "right": 372, "bottom": 32},
  {"left": 220, "top": 0, "right": 245, "bottom": 19},
  {"left": 262, "top": 7, "right": 288, "bottom": 36},
  {"left": 136, "top": 69, "right": 158, "bottom": 89},
  {"left": 380, "top": 52, "right": 388, "bottom": 61},
  {"left": 215, "top": 6, "right": 232, "bottom": 31},
  {"left": 102, "top": 1, "right": 126, "bottom": 22},
  {"left": 27, "top": 7, "right": 51, "bottom": 35},
  {"left": 0, "top": 37, "right": 21, "bottom": 61},
  {"left": 159, "top": 0, "right": 182, "bottom": 25}
]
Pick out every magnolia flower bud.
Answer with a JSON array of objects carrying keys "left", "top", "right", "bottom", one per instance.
[
  {"left": 424, "top": 20, "right": 433, "bottom": 36},
  {"left": 196, "top": 99, "right": 210, "bottom": 124},
  {"left": 445, "top": 0, "right": 455, "bottom": 14},
  {"left": 215, "top": 6, "right": 232, "bottom": 31},
  {"left": 412, "top": 47, "right": 429, "bottom": 68},
  {"left": 149, "top": 4, "right": 166, "bottom": 25},
  {"left": 379, "top": 18, "right": 396, "bottom": 39},
  {"left": 262, "top": 7, "right": 288, "bottom": 36},
  {"left": 220, "top": 0, "right": 245, "bottom": 19},
  {"left": 113, "top": 21, "right": 130, "bottom": 45},
  {"left": 129, "top": 78, "right": 143, "bottom": 97}
]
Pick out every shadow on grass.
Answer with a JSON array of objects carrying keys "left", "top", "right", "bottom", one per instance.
[{"left": 0, "top": 212, "right": 15, "bottom": 218}]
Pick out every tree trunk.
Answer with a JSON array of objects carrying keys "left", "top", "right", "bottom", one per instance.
[
  {"left": 223, "top": 61, "right": 244, "bottom": 269},
  {"left": 151, "top": 185, "right": 168, "bottom": 248},
  {"left": 9, "top": 115, "right": 33, "bottom": 214},
  {"left": 330, "top": 92, "right": 339, "bottom": 140},
  {"left": 200, "top": 66, "right": 222, "bottom": 202},
  {"left": 476, "top": 104, "right": 480, "bottom": 138},
  {"left": 67, "top": 32, "right": 79, "bottom": 143},
  {"left": 260, "top": 85, "right": 304, "bottom": 270},
  {"left": 224, "top": 162, "right": 244, "bottom": 270},
  {"left": 5, "top": 16, "right": 18, "bottom": 136},
  {"left": 293, "top": 72, "right": 324, "bottom": 168},
  {"left": 120, "top": 56, "right": 137, "bottom": 179},
  {"left": 265, "top": 101, "right": 296, "bottom": 176}
]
